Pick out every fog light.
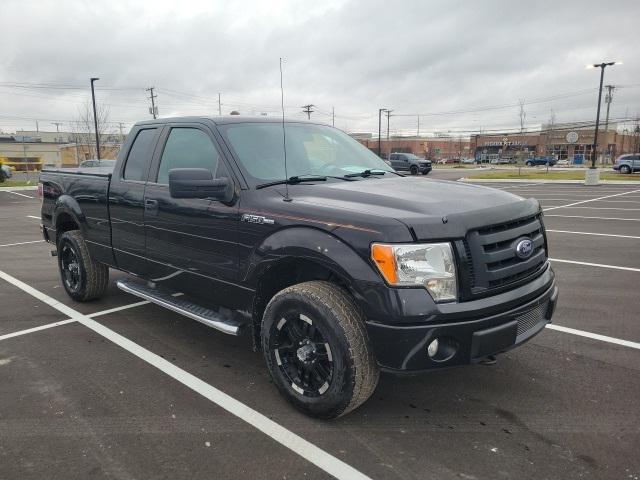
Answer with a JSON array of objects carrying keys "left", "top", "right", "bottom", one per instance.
[{"left": 427, "top": 338, "right": 439, "bottom": 358}]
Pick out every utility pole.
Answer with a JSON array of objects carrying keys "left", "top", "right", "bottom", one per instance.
[
  {"left": 118, "top": 122, "right": 125, "bottom": 143},
  {"left": 332, "top": 106, "right": 335, "bottom": 127},
  {"left": 378, "top": 108, "right": 388, "bottom": 157},
  {"left": 51, "top": 122, "right": 62, "bottom": 132},
  {"left": 301, "top": 104, "right": 315, "bottom": 120},
  {"left": 218, "top": 93, "right": 222, "bottom": 116},
  {"left": 604, "top": 85, "right": 615, "bottom": 132},
  {"left": 385, "top": 110, "right": 393, "bottom": 141},
  {"left": 146, "top": 87, "right": 158, "bottom": 119},
  {"left": 90, "top": 77, "right": 101, "bottom": 160},
  {"left": 35, "top": 120, "right": 39, "bottom": 132}
]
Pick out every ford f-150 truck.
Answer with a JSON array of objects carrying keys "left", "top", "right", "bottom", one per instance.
[{"left": 39, "top": 116, "right": 558, "bottom": 419}]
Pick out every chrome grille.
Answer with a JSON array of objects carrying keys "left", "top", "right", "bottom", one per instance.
[{"left": 515, "top": 302, "right": 548, "bottom": 337}]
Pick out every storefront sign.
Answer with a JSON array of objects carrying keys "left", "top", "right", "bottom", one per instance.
[
  {"left": 484, "top": 140, "right": 527, "bottom": 147},
  {"left": 566, "top": 131, "right": 579, "bottom": 144}
]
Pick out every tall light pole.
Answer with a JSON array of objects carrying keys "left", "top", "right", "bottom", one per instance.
[
  {"left": 90, "top": 77, "right": 101, "bottom": 160},
  {"left": 587, "top": 62, "right": 619, "bottom": 169},
  {"left": 378, "top": 108, "right": 388, "bottom": 157}
]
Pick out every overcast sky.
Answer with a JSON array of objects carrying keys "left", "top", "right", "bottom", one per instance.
[{"left": 1, "top": 0, "right": 639, "bottom": 137}]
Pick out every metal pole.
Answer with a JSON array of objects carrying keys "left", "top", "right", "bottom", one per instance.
[
  {"left": 218, "top": 93, "right": 222, "bottom": 116},
  {"left": 591, "top": 65, "right": 606, "bottom": 169},
  {"left": 332, "top": 106, "right": 335, "bottom": 127},
  {"left": 378, "top": 109, "right": 384, "bottom": 157},
  {"left": 90, "top": 77, "right": 101, "bottom": 160}
]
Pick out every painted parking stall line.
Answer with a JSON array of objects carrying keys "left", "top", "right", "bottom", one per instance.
[
  {"left": 544, "top": 188, "right": 640, "bottom": 211},
  {"left": 0, "top": 269, "right": 372, "bottom": 480},
  {"left": 0, "top": 240, "right": 44, "bottom": 248},
  {"left": 549, "top": 258, "right": 640, "bottom": 272},
  {"left": 1, "top": 190, "right": 35, "bottom": 199},
  {"left": 545, "top": 214, "right": 640, "bottom": 222},
  {"left": 546, "top": 230, "right": 640, "bottom": 240},
  {"left": 546, "top": 324, "right": 640, "bottom": 351}
]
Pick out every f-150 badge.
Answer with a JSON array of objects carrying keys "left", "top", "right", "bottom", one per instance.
[{"left": 241, "top": 213, "right": 275, "bottom": 225}]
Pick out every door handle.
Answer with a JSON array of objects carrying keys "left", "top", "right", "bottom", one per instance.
[{"left": 145, "top": 198, "right": 159, "bottom": 215}]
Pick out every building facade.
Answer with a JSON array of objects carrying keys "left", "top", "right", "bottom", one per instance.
[{"left": 356, "top": 136, "right": 471, "bottom": 160}]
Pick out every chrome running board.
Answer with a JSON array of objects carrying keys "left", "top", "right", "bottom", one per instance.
[{"left": 116, "top": 280, "right": 243, "bottom": 336}]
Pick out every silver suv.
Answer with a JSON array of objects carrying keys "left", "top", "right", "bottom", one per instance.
[{"left": 613, "top": 154, "right": 640, "bottom": 174}]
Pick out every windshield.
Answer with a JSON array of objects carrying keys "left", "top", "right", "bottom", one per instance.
[{"left": 219, "top": 122, "right": 393, "bottom": 183}]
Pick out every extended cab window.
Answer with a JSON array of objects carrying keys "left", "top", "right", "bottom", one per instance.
[
  {"left": 123, "top": 128, "right": 157, "bottom": 181},
  {"left": 157, "top": 128, "right": 221, "bottom": 184}
]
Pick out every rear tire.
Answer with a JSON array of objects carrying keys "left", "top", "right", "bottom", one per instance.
[
  {"left": 525, "top": 161, "right": 533, "bottom": 167},
  {"left": 261, "top": 281, "right": 379, "bottom": 419},
  {"left": 57, "top": 230, "right": 109, "bottom": 302},
  {"left": 620, "top": 165, "right": 631, "bottom": 174}
]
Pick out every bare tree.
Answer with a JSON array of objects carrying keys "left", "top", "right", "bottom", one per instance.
[{"left": 68, "top": 101, "right": 112, "bottom": 164}]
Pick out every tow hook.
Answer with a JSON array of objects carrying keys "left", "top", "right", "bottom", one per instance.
[{"left": 479, "top": 354, "right": 497, "bottom": 365}]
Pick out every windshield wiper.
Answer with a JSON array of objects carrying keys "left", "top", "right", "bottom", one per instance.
[
  {"left": 343, "top": 169, "right": 388, "bottom": 178},
  {"left": 256, "top": 175, "right": 327, "bottom": 189}
]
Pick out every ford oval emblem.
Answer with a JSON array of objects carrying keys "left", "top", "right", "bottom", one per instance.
[{"left": 515, "top": 238, "right": 533, "bottom": 260}]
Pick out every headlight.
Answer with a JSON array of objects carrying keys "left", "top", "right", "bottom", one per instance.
[{"left": 371, "top": 242, "right": 457, "bottom": 302}]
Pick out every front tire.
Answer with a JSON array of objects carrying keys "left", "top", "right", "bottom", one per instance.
[
  {"left": 410, "top": 165, "right": 418, "bottom": 175},
  {"left": 57, "top": 230, "right": 109, "bottom": 302},
  {"left": 261, "top": 281, "right": 379, "bottom": 419}
]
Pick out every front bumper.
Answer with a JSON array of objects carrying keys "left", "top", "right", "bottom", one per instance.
[{"left": 366, "top": 277, "right": 558, "bottom": 372}]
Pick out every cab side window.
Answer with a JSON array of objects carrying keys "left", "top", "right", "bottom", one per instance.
[
  {"left": 157, "top": 128, "right": 221, "bottom": 184},
  {"left": 123, "top": 128, "right": 157, "bottom": 181}
]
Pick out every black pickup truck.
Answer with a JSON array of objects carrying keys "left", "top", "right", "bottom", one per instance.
[{"left": 39, "top": 116, "right": 557, "bottom": 419}]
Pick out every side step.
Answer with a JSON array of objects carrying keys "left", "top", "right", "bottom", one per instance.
[{"left": 116, "top": 280, "right": 243, "bottom": 336}]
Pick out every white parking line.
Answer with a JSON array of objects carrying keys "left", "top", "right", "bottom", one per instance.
[
  {"left": 546, "top": 324, "right": 640, "bottom": 350},
  {"left": 545, "top": 188, "right": 640, "bottom": 211},
  {"left": 0, "top": 240, "right": 44, "bottom": 248},
  {"left": 549, "top": 258, "right": 640, "bottom": 272},
  {"left": 0, "top": 269, "right": 372, "bottom": 480},
  {"left": 26, "top": 215, "right": 40, "bottom": 219},
  {"left": 546, "top": 229, "right": 640, "bottom": 240},
  {"left": 2, "top": 191, "right": 35, "bottom": 198},
  {"left": 545, "top": 214, "right": 640, "bottom": 222},
  {"left": 555, "top": 206, "right": 640, "bottom": 211}
]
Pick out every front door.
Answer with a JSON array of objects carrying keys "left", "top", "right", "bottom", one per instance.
[{"left": 143, "top": 124, "right": 240, "bottom": 307}]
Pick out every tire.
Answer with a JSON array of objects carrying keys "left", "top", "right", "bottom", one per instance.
[
  {"left": 261, "top": 281, "right": 379, "bottom": 419},
  {"left": 525, "top": 161, "right": 533, "bottom": 167},
  {"left": 620, "top": 165, "right": 631, "bottom": 174},
  {"left": 410, "top": 165, "right": 418, "bottom": 175},
  {"left": 57, "top": 230, "right": 109, "bottom": 302}
]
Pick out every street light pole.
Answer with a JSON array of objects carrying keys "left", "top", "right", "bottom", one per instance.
[
  {"left": 588, "top": 62, "right": 618, "bottom": 169},
  {"left": 378, "top": 108, "right": 387, "bottom": 157},
  {"left": 90, "top": 77, "right": 101, "bottom": 160}
]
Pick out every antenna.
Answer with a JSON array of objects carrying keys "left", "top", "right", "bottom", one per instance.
[{"left": 280, "top": 57, "right": 291, "bottom": 202}]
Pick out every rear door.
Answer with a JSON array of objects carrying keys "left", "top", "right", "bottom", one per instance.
[
  {"left": 109, "top": 126, "right": 160, "bottom": 275},
  {"left": 143, "top": 123, "right": 240, "bottom": 305}
]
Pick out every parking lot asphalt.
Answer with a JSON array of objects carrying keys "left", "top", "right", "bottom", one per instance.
[{"left": 1, "top": 180, "right": 639, "bottom": 480}]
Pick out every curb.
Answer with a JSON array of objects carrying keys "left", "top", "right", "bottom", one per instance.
[
  {"left": 460, "top": 178, "right": 640, "bottom": 185},
  {"left": 0, "top": 185, "right": 38, "bottom": 191}
]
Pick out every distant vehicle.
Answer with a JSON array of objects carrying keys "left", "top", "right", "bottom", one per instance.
[
  {"left": 389, "top": 152, "right": 432, "bottom": 175},
  {"left": 461, "top": 158, "right": 476, "bottom": 164},
  {"left": 79, "top": 159, "right": 117, "bottom": 168},
  {"left": 556, "top": 159, "right": 570, "bottom": 166},
  {"left": 525, "top": 156, "right": 557, "bottom": 167},
  {"left": 613, "top": 154, "right": 640, "bottom": 174},
  {"left": 490, "top": 158, "right": 512, "bottom": 165},
  {"left": 0, "top": 164, "right": 12, "bottom": 181}
]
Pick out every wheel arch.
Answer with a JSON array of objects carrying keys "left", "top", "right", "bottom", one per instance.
[{"left": 53, "top": 195, "right": 85, "bottom": 243}]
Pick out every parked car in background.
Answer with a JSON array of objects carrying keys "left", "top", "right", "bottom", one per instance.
[
  {"left": 389, "top": 152, "right": 432, "bottom": 175},
  {"left": 461, "top": 158, "right": 476, "bottom": 164},
  {"left": 613, "top": 154, "right": 640, "bottom": 174},
  {"left": 556, "top": 159, "right": 570, "bottom": 166},
  {"left": 0, "top": 164, "right": 13, "bottom": 181},
  {"left": 525, "top": 156, "right": 557, "bottom": 167},
  {"left": 79, "top": 159, "right": 117, "bottom": 168}
]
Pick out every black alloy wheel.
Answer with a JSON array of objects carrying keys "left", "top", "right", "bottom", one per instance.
[
  {"left": 270, "top": 312, "right": 334, "bottom": 397},
  {"left": 60, "top": 241, "right": 82, "bottom": 293}
]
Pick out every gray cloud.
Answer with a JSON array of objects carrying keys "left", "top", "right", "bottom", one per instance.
[{"left": 1, "top": 0, "right": 638, "bottom": 135}]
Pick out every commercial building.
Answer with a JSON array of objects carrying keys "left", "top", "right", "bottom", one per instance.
[{"left": 355, "top": 136, "right": 471, "bottom": 160}]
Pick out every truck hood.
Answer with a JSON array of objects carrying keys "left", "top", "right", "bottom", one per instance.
[{"left": 292, "top": 176, "right": 541, "bottom": 240}]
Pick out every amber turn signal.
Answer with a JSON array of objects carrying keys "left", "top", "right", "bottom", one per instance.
[{"left": 371, "top": 243, "right": 398, "bottom": 284}]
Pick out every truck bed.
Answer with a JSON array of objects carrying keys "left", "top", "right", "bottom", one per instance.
[{"left": 40, "top": 168, "right": 114, "bottom": 265}]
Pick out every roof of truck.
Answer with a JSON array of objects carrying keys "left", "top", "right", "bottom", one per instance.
[{"left": 134, "top": 116, "right": 328, "bottom": 127}]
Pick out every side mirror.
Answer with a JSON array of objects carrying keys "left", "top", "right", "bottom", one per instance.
[{"left": 168, "top": 168, "right": 232, "bottom": 201}]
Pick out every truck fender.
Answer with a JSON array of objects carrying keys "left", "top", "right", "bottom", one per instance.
[
  {"left": 53, "top": 194, "right": 86, "bottom": 236},
  {"left": 244, "top": 226, "right": 381, "bottom": 290}
]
